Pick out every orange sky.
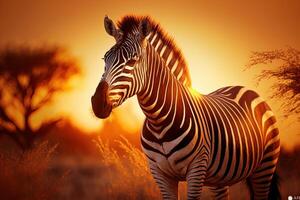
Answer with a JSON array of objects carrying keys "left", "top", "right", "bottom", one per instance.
[{"left": 0, "top": 0, "right": 299, "bottom": 149}]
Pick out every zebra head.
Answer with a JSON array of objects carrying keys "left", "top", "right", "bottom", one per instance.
[{"left": 91, "top": 16, "right": 151, "bottom": 119}]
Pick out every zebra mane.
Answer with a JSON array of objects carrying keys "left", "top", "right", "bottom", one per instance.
[{"left": 117, "top": 15, "right": 192, "bottom": 87}]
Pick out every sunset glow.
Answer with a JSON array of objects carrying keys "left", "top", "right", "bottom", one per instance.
[{"left": 1, "top": 0, "right": 299, "bottom": 148}]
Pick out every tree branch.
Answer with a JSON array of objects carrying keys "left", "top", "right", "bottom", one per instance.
[
  {"left": 246, "top": 47, "right": 300, "bottom": 119},
  {"left": 0, "top": 106, "right": 22, "bottom": 132}
]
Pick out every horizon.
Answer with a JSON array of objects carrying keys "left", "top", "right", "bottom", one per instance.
[{"left": 1, "top": 0, "right": 300, "bottom": 149}]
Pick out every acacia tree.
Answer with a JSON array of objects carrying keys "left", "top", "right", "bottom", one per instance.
[
  {"left": 0, "top": 45, "right": 80, "bottom": 150},
  {"left": 246, "top": 47, "right": 300, "bottom": 119}
]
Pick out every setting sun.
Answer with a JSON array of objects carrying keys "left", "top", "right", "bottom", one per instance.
[
  {"left": 1, "top": 0, "right": 298, "bottom": 147},
  {"left": 1, "top": 1, "right": 300, "bottom": 199}
]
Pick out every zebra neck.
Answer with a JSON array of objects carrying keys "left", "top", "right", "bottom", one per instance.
[
  {"left": 137, "top": 46, "right": 191, "bottom": 139},
  {"left": 146, "top": 31, "right": 191, "bottom": 87}
]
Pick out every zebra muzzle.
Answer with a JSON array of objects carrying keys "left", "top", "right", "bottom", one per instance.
[{"left": 91, "top": 80, "right": 112, "bottom": 119}]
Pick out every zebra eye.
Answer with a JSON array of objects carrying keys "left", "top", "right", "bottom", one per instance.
[{"left": 126, "top": 59, "right": 137, "bottom": 67}]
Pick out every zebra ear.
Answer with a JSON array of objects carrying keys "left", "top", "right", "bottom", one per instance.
[
  {"left": 139, "top": 18, "right": 151, "bottom": 40},
  {"left": 104, "top": 16, "right": 122, "bottom": 40}
]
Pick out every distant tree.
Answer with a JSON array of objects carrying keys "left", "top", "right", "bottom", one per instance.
[
  {"left": 246, "top": 47, "right": 300, "bottom": 119},
  {"left": 0, "top": 45, "right": 81, "bottom": 150}
]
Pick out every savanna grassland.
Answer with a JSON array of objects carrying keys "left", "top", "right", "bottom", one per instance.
[
  {"left": 0, "top": 118, "right": 299, "bottom": 200},
  {"left": 1, "top": 1, "right": 299, "bottom": 198}
]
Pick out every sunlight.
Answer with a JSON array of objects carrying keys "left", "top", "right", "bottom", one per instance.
[
  {"left": 1, "top": 2, "right": 299, "bottom": 199},
  {"left": 5, "top": 0, "right": 296, "bottom": 149}
]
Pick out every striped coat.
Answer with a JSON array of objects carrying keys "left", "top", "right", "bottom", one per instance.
[{"left": 92, "top": 15, "right": 280, "bottom": 200}]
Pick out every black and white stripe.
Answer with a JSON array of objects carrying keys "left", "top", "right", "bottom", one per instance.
[{"left": 99, "top": 15, "right": 280, "bottom": 200}]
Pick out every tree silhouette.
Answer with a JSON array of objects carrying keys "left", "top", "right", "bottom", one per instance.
[
  {"left": 246, "top": 47, "right": 300, "bottom": 118},
  {"left": 0, "top": 45, "right": 81, "bottom": 150}
]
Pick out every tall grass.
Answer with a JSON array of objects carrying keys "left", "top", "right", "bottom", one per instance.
[
  {"left": 0, "top": 134, "right": 297, "bottom": 200},
  {"left": 0, "top": 142, "right": 66, "bottom": 200},
  {"left": 95, "top": 136, "right": 161, "bottom": 200},
  {"left": 94, "top": 136, "right": 251, "bottom": 200}
]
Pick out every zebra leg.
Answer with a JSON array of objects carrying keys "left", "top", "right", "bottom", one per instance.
[
  {"left": 247, "top": 167, "right": 278, "bottom": 200},
  {"left": 149, "top": 161, "right": 179, "bottom": 200},
  {"left": 247, "top": 131, "right": 280, "bottom": 199},
  {"left": 186, "top": 154, "right": 209, "bottom": 200},
  {"left": 210, "top": 186, "right": 229, "bottom": 200},
  {"left": 247, "top": 152, "right": 280, "bottom": 199}
]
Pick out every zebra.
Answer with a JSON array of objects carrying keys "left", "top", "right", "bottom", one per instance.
[{"left": 91, "top": 15, "right": 280, "bottom": 200}]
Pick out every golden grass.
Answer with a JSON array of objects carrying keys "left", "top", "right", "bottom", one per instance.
[
  {"left": 0, "top": 142, "right": 66, "bottom": 200},
  {"left": 0, "top": 135, "right": 297, "bottom": 199},
  {"left": 95, "top": 136, "right": 161, "bottom": 199},
  {"left": 94, "top": 136, "right": 248, "bottom": 200}
]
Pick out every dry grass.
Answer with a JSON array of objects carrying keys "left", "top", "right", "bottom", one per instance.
[
  {"left": 94, "top": 136, "right": 161, "bottom": 199},
  {"left": 94, "top": 136, "right": 226, "bottom": 200},
  {"left": 93, "top": 136, "right": 282, "bottom": 200},
  {"left": 0, "top": 142, "right": 66, "bottom": 200},
  {"left": 0, "top": 135, "right": 298, "bottom": 200}
]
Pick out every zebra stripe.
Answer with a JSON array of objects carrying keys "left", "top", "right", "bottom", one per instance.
[{"left": 99, "top": 15, "right": 280, "bottom": 200}]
